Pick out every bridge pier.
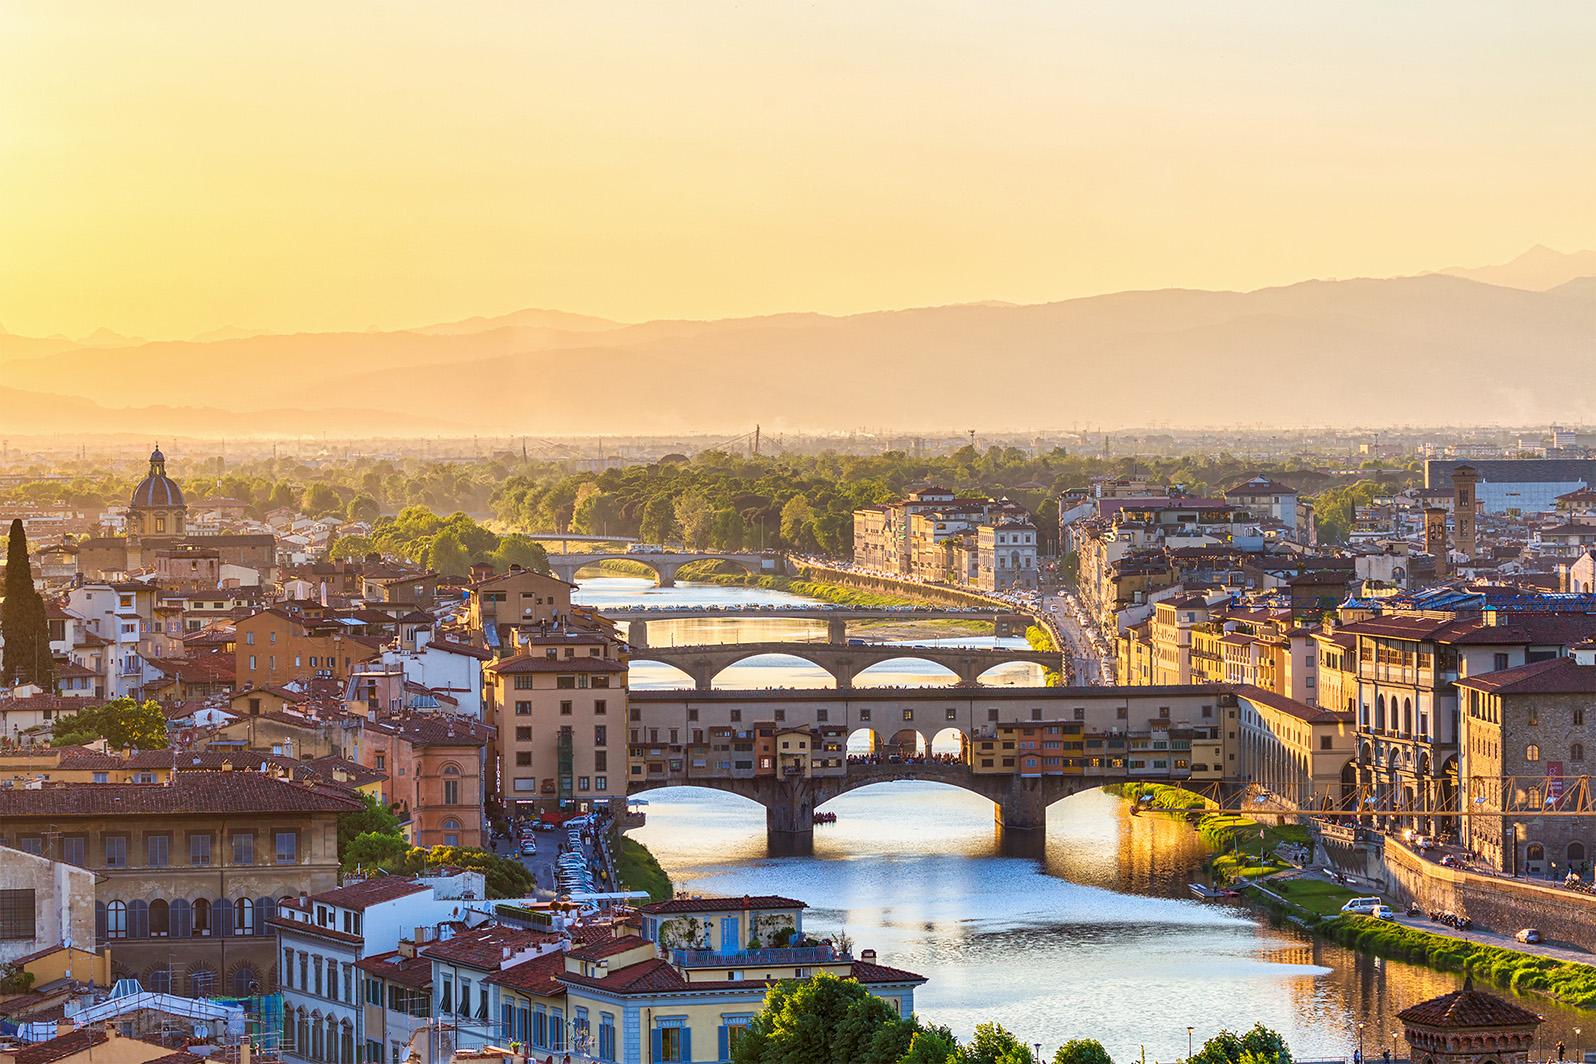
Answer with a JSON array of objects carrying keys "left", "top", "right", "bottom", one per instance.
[
  {"left": 827, "top": 618, "right": 847, "bottom": 643},
  {"left": 627, "top": 620, "right": 649, "bottom": 648},
  {"left": 764, "top": 781, "right": 816, "bottom": 855}
]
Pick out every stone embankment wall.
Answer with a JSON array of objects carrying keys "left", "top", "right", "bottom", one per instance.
[
  {"left": 1323, "top": 831, "right": 1596, "bottom": 950},
  {"left": 794, "top": 562, "right": 1052, "bottom": 642}
]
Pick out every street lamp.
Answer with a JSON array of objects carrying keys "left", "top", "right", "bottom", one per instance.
[
  {"left": 1357, "top": 1022, "right": 1366, "bottom": 1063},
  {"left": 1034, "top": 1043, "right": 1043, "bottom": 1064},
  {"left": 1188, "top": 1027, "right": 1195, "bottom": 1060}
]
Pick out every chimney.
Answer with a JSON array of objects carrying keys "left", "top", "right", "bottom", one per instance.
[{"left": 860, "top": 949, "right": 876, "bottom": 963}]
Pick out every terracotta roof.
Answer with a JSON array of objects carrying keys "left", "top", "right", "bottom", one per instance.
[
  {"left": 11, "top": 1028, "right": 110, "bottom": 1064},
  {"left": 266, "top": 916, "right": 365, "bottom": 945},
  {"left": 1455, "top": 656, "right": 1595, "bottom": 696},
  {"left": 1235, "top": 686, "right": 1350, "bottom": 724},
  {"left": 421, "top": 924, "right": 560, "bottom": 969},
  {"left": 557, "top": 957, "right": 687, "bottom": 994},
  {"left": 425, "top": 638, "right": 493, "bottom": 661},
  {"left": 302, "top": 877, "right": 429, "bottom": 911},
  {"left": 1397, "top": 981, "right": 1541, "bottom": 1028},
  {"left": 849, "top": 958, "right": 928, "bottom": 985},
  {"left": 567, "top": 934, "right": 649, "bottom": 961},
  {"left": 638, "top": 895, "right": 804, "bottom": 916},
  {"left": 363, "top": 713, "right": 492, "bottom": 747},
  {"left": 0, "top": 774, "right": 364, "bottom": 818},
  {"left": 356, "top": 949, "right": 434, "bottom": 989},
  {"left": 484, "top": 950, "right": 568, "bottom": 996},
  {"left": 486, "top": 656, "right": 628, "bottom": 675}
]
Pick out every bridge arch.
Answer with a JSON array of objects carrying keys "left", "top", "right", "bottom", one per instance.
[
  {"left": 973, "top": 659, "right": 1049, "bottom": 686},
  {"left": 929, "top": 727, "right": 967, "bottom": 759},
  {"left": 566, "top": 556, "right": 672, "bottom": 585},
  {"left": 708, "top": 651, "right": 838, "bottom": 690},
  {"left": 623, "top": 658, "right": 698, "bottom": 690},
  {"left": 851, "top": 656, "right": 961, "bottom": 688}
]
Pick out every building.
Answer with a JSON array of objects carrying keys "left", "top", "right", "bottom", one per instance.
[
  {"left": 355, "top": 712, "right": 493, "bottom": 849},
  {"left": 235, "top": 608, "right": 384, "bottom": 688},
  {"left": 273, "top": 874, "right": 485, "bottom": 1064},
  {"left": 1397, "top": 978, "right": 1542, "bottom": 1064},
  {"left": 484, "top": 629, "right": 628, "bottom": 815},
  {"left": 0, "top": 773, "right": 363, "bottom": 994},
  {"left": 1456, "top": 643, "right": 1596, "bottom": 876},
  {"left": 1426, "top": 458, "right": 1596, "bottom": 515},
  {"left": 1234, "top": 687, "right": 1355, "bottom": 805},
  {"left": 0, "top": 843, "right": 98, "bottom": 967},
  {"left": 1224, "top": 475, "right": 1301, "bottom": 539},
  {"left": 466, "top": 569, "right": 575, "bottom": 652},
  {"left": 851, "top": 488, "right": 1039, "bottom": 590}
]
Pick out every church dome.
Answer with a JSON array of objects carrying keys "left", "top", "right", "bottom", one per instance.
[{"left": 130, "top": 447, "right": 185, "bottom": 510}]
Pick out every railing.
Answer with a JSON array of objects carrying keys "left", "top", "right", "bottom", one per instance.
[{"left": 670, "top": 945, "right": 847, "bottom": 968}]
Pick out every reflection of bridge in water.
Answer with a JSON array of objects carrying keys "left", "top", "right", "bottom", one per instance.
[
  {"left": 630, "top": 641, "right": 1060, "bottom": 689},
  {"left": 627, "top": 685, "right": 1242, "bottom": 853}
]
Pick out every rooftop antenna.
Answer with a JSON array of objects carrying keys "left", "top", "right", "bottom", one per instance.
[
  {"left": 753, "top": 424, "right": 760, "bottom": 457},
  {"left": 968, "top": 429, "right": 976, "bottom": 449}
]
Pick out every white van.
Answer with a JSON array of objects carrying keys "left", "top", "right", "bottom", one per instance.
[{"left": 1340, "top": 897, "right": 1385, "bottom": 914}]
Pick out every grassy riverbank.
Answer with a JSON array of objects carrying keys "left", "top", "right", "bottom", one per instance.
[
  {"left": 1114, "top": 782, "right": 1308, "bottom": 883},
  {"left": 617, "top": 836, "right": 673, "bottom": 903},
  {"left": 1325, "top": 915, "right": 1596, "bottom": 1007}
]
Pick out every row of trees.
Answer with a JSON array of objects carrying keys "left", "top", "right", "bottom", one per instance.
[
  {"left": 52, "top": 697, "right": 168, "bottom": 749},
  {"left": 329, "top": 507, "right": 550, "bottom": 577},
  {"left": 730, "top": 972, "right": 1292, "bottom": 1064},
  {"left": 337, "top": 795, "right": 534, "bottom": 898}
]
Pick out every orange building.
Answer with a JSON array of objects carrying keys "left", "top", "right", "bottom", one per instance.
[
  {"left": 234, "top": 608, "right": 382, "bottom": 688},
  {"left": 356, "top": 713, "right": 493, "bottom": 849}
]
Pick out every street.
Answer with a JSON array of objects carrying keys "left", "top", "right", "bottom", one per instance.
[{"left": 1043, "top": 589, "right": 1111, "bottom": 684}]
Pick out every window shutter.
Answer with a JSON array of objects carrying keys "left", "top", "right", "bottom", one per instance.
[
  {"left": 129, "top": 899, "right": 149, "bottom": 939},
  {"left": 718, "top": 1026, "right": 728, "bottom": 1063},
  {"left": 215, "top": 898, "right": 234, "bottom": 938},
  {"left": 94, "top": 902, "right": 107, "bottom": 943},
  {"left": 651, "top": 1029, "right": 663, "bottom": 1062},
  {"left": 680, "top": 1028, "right": 691, "bottom": 1062}
]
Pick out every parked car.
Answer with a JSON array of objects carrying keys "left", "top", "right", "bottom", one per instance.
[
  {"left": 1516, "top": 928, "right": 1542, "bottom": 944},
  {"left": 520, "top": 841, "right": 538, "bottom": 856},
  {"left": 1370, "top": 905, "right": 1397, "bottom": 921},
  {"left": 1340, "top": 897, "right": 1385, "bottom": 914}
]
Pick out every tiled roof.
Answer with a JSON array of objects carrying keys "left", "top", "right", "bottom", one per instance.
[
  {"left": 302, "top": 877, "right": 429, "bottom": 911},
  {"left": 850, "top": 959, "right": 928, "bottom": 985},
  {"left": 1455, "top": 656, "right": 1595, "bottom": 696},
  {"left": 0, "top": 774, "right": 364, "bottom": 818},
  {"left": 1235, "top": 686, "right": 1349, "bottom": 724},
  {"left": 557, "top": 957, "right": 687, "bottom": 994},
  {"left": 1397, "top": 982, "right": 1541, "bottom": 1028},
  {"left": 356, "top": 950, "right": 434, "bottom": 989},
  {"left": 11, "top": 1028, "right": 110, "bottom": 1064},
  {"left": 484, "top": 950, "right": 568, "bottom": 996},
  {"left": 421, "top": 924, "right": 560, "bottom": 969},
  {"left": 567, "top": 934, "right": 648, "bottom": 961},
  {"left": 638, "top": 895, "right": 804, "bottom": 916},
  {"left": 363, "top": 713, "right": 493, "bottom": 747}
]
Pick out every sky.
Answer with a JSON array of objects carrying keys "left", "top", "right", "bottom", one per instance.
[{"left": 2, "top": 0, "right": 1594, "bottom": 339}]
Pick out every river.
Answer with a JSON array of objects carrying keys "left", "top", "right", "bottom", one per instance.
[{"left": 574, "top": 576, "right": 1592, "bottom": 1061}]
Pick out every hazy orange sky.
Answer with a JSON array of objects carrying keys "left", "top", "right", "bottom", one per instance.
[{"left": 3, "top": 1, "right": 1593, "bottom": 338}]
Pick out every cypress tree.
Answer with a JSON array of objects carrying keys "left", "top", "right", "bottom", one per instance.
[{"left": 1, "top": 519, "right": 54, "bottom": 691}]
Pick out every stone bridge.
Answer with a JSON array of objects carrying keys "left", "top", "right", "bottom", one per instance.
[
  {"left": 548, "top": 550, "right": 782, "bottom": 587},
  {"left": 603, "top": 605, "right": 1032, "bottom": 646},
  {"left": 631, "top": 641, "right": 1060, "bottom": 688},
  {"left": 631, "top": 761, "right": 1121, "bottom": 853}
]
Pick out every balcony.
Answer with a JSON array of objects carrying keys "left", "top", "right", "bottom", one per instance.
[{"left": 670, "top": 945, "right": 848, "bottom": 968}]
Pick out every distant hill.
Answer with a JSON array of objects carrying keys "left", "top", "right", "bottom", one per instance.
[
  {"left": 3, "top": 257, "right": 1593, "bottom": 434},
  {"left": 1435, "top": 245, "right": 1596, "bottom": 291}
]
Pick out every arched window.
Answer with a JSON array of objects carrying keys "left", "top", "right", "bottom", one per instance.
[
  {"left": 193, "top": 898, "right": 211, "bottom": 936},
  {"left": 442, "top": 817, "right": 461, "bottom": 847},
  {"left": 215, "top": 898, "right": 234, "bottom": 938},
  {"left": 1569, "top": 842, "right": 1587, "bottom": 865},
  {"left": 147, "top": 964, "right": 173, "bottom": 994},
  {"left": 128, "top": 899, "right": 149, "bottom": 939},
  {"left": 148, "top": 900, "right": 170, "bottom": 938},
  {"left": 1403, "top": 698, "right": 1413, "bottom": 735},
  {"left": 106, "top": 901, "right": 127, "bottom": 939},
  {"left": 1375, "top": 694, "right": 1386, "bottom": 731},
  {"left": 235, "top": 897, "right": 254, "bottom": 936},
  {"left": 230, "top": 963, "right": 261, "bottom": 998},
  {"left": 188, "top": 966, "right": 217, "bottom": 998},
  {"left": 1527, "top": 842, "right": 1546, "bottom": 863},
  {"left": 1526, "top": 744, "right": 1541, "bottom": 762},
  {"left": 170, "top": 898, "right": 192, "bottom": 938},
  {"left": 1574, "top": 743, "right": 1586, "bottom": 762},
  {"left": 256, "top": 896, "right": 275, "bottom": 935}
]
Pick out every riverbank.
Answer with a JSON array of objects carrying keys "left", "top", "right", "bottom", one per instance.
[
  {"left": 1112, "top": 785, "right": 1596, "bottom": 1010},
  {"left": 671, "top": 565, "right": 998, "bottom": 636},
  {"left": 617, "top": 835, "right": 674, "bottom": 902}
]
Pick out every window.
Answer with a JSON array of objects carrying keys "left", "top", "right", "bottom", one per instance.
[
  {"left": 557, "top": 676, "right": 576, "bottom": 690},
  {"left": 516, "top": 701, "right": 531, "bottom": 715},
  {"left": 0, "top": 889, "right": 36, "bottom": 940},
  {"left": 594, "top": 751, "right": 608, "bottom": 772},
  {"left": 858, "top": 709, "right": 870, "bottom": 722},
  {"left": 444, "top": 780, "right": 460, "bottom": 805},
  {"left": 105, "top": 900, "right": 127, "bottom": 939},
  {"left": 275, "top": 831, "right": 298, "bottom": 864},
  {"left": 946, "top": 707, "right": 958, "bottom": 721},
  {"left": 560, "top": 700, "right": 573, "bottom": 715},
  {"left": 194, "top": 898, "right": 212, "bottom": 936},
  {"left": 190, "top": 833, "right": 213, "bottom": 866},
  {"left": 514, "top": 675, "right": 534, "bottom": 690},
  {"left": 516, "top": 752, "right": 532, "bottom": 766},
  {"left": 1526, "top": 744, "right": 1541, "bottom": 763},
  {"left": 595, "top": 776, "right": 607, "bottom": 791},
  {"left": 1494, "top": 653, "right": 1510, "bottom": 672},
  {"left": 61, "top": 835, "right": 87, "bottom": 867},
  {"left": 578, "top": 776, "right": 590, "bottom": 791},
  {"left": 104, "top": 835, "right": 129, "bottom": 868},
  {"left": 730, "top": 709, "right": 742, "bottom": 723},
  {"left": 516, "top": 726, "right": 532, "bottom": 741},
  {"left": 902, "top": 708, "right": 914, "bottom": 721},
  {"left": 654, "top": 1025, "right": 688, "bottom": 1063},
  {"left": 235, "top": 897, "right": 254, "bottom": 935},
  {"left": 1574, "top": 743, "right": 1586, "bottom": 762},
  {"left": 231, "top": 832, "right": 255, "bottom": 865}
]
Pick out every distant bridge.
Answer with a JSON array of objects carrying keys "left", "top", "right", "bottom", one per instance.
[
  {"left": 548, "top": 550, "right": 782, "bottom": 587},
  {"left": 631, "top": 641, "right": 1060, "bottom": 689},
  {"left": 603, "top": 605, "right": 1032, "bottom": 645}
]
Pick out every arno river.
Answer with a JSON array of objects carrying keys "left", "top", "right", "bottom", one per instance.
[{"left": 575, "top": 576, "right": 1590, "bottom": 1061}]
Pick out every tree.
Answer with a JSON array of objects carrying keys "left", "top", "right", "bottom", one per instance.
[
  {"left": 639, "top": 496, "right": 678, "bottom": 545},
  {"left": 52, "top": 697, "right": 168, "bottom": 749},
  {"left": 342, "top": 830, "right": 410, "bottom": 872},
  {"left": 301, "top": 482, "right": 343, "bottom": 515},
  {"left": 897, "top": 1025, "right": 961, "bottom": 1064},
  {"left": 488, "top": 534, "right": 550, "bottom": 574},
  {"left": 1054, "top": 1040, "right": 1114, "bottom": 1064},
  {"left": 963, "top": 1023, "right": 1033, "bottom": 1064},
  {"left": 732, "top": 972, "right": 914, "bottom": 1064},
  {"left": 674, "top": 486, "right": 716, "bottom": 550},
  {"left": 1, "top": 519, "right": 53, "bottom": 691},
  {"left": 328, "top": 534, "right": 375, "bottom": 561},
  {"left": 779, "top": 495, "right": 817, "bottom": 550},
  {"left": 337, "top": 794, "right": 404, "bottom": 861},
  {"left": 1190, "top": 1026, "right": 1291, "bottom": 1064},
  {"left": 345, "top": 493, "right": 381, "bottom": 523}
]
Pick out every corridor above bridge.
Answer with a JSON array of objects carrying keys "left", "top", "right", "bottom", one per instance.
[
  {"left": 599, "top": 604, "right": 1035, "bottom": 645},
  {"left": 631, "top": 641, "right": 1060, "bottom": 689},
  {"left": 547, "top": 549, "right": 783, "bottom": 587}
]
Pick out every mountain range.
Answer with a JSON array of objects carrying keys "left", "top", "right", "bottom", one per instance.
[{"left": 1, "top": 247, "right": 1591, "bottom": 436}]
